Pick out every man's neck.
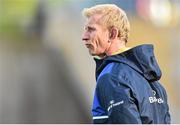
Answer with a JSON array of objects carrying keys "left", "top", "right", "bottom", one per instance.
[
  {"left": 95, "top": 40, "right": 129, "bottom": 59},
  {"left": 106, "top": 40, "right": 127, "bottom": 56}
]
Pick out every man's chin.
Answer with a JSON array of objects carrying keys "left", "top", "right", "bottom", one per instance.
[
  {"left": 89, "top": 52, "right": 96, "bottom": 56},
  {"left": 89, "top": 51, "right": 106, "bottom": 58}
]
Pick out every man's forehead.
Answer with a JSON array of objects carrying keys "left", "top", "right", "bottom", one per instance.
[
  {"left": 85, "top": 21, "right": 95, "bottom": 28},
  {"left": 84, "top": 20, "right": 96, "bottom": 29}
]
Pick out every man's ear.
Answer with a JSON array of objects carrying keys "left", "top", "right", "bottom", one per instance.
[{"left": 109, "top": 28, "right": 118, "bottom": 40}]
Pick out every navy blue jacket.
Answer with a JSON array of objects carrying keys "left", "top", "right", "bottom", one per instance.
[{"left": 92, "top": 44, "right": 171, "bottom": 124}]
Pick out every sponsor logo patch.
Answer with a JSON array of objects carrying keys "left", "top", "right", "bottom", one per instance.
[{"left": 107, "top": 100, "right": 124, "bottom": 112}]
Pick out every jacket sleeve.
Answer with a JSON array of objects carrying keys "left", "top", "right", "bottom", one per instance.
[
  {"left": 95, "top": 74, "right": 142, "bottom": 124},
  {"left": 161, "top": 83, "right": 171, "bottom": 124}
]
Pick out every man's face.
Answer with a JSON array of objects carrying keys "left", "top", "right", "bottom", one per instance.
[{"left": 82, "top": 14, "right": 110, "bottom": 57}]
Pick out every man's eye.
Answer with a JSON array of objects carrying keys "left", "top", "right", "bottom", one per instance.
[
  {"left": 89, "top": 28, "right": 96, "bottom": 32},
  {"left": 91, "top": 28, "right": 95, "bottom": 30},
  {"left": 85, "top": 27, "right": 95, "bottom": 32}
]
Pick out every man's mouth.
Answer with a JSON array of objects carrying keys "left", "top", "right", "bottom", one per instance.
[{"left": 85, "top": 44, "right": 91, "bottom": 48}]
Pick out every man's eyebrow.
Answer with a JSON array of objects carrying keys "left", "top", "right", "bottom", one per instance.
[{"left": 85, "top": 25, "right": 95, "bottom": 30}]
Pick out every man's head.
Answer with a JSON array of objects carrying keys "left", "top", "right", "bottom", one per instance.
[{"left": 82, "top": 4, "right": 130, "bottom": 57}]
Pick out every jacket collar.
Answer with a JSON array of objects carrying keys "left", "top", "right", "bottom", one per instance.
[{"left": 94, "top": 44, "right": 162, "bottom": 82}]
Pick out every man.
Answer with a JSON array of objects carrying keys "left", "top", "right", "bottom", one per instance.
[{"left": 82, "top": 4, "right": 171, "bottom": 124}]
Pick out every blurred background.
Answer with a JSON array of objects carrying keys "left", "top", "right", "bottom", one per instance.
[{"left": 0, "top": 0, "right": 180, "bottom": 123}]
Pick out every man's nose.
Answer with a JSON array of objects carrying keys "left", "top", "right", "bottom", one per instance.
[{"left": 82, "top": 32, "right": 89, "bottom": 41}]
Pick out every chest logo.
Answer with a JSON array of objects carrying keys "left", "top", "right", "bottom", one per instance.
[{"left": 149, "top": 90, "right": 164, "bottom": 104}]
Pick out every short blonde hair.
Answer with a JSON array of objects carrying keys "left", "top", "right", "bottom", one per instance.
[{"left": 82, "top": 4, "right": 130, "bottom": 43}]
